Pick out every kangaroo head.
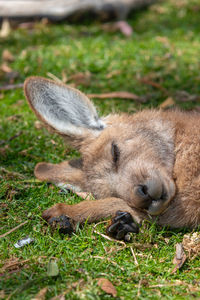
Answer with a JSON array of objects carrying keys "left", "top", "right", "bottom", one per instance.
[{"left": 24, "top": 77, "right": 176, "bottom": 216}]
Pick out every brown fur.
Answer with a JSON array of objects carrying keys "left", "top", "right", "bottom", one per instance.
[{"left": 24, "top": 77, "right": 200, "bottom": 229}]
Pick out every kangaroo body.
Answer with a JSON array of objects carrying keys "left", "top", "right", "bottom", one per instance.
[{"left": 24, "top": 77, "right": 200, "bottom": 232}]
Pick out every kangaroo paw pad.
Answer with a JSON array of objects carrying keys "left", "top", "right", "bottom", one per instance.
[
  {"left": 49, "top": 215, "right": 74, "bottom": 235},
  {"left": 107, "top": 211, "right": 139, "bottom": 241}
]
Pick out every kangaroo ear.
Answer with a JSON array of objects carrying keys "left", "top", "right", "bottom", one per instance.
[{"left": 24, "top": 77, "right": 105, "bottom": 148}]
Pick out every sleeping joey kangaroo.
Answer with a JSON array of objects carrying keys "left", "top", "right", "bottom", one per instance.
[{"left": 24, "top": 76, "right": 200, "bottom": 240}]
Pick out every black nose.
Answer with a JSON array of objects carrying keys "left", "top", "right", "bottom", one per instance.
[
  {"left": 135, "top": 184, "right": 152, "bottom": 209},
  {"left": 137, "top": 179, "right": 163, "bottom": 200},
  {"left": 135, "top": 179, "right": 164, "bottom": 209},
  {"left": 137, "top": 185, "right": 148, "bottom": 198}
]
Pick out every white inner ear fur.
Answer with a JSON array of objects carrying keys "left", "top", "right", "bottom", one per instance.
[{"left": 27, "top": 78, "right": 106, "bottom": 136}]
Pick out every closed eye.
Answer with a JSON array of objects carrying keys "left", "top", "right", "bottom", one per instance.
[{"left": 111, "top": 142, "right": 120, "bottom": 164}]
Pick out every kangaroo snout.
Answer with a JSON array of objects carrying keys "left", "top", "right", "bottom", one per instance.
[{"left": 134, "top": 176, "right": 175, "bottom": 215}]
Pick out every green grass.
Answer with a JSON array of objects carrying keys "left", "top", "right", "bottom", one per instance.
[{"left": 0, "top": 0, "right": 200, "bottom": 299}]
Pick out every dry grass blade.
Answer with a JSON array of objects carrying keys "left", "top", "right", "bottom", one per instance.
[
  {"left": 0, "top": 220, "right": 28, "bottom": 238},
  {"left": 46, "top": 72, "right": 63, "bottom": 83},
  {"left": 0, "top": 167, "right": 26, "bottom": 179},
  {"left": 93, "top": 229, "right": 126, "bottom": 245},
  {"left": 139, "top": 77, "right": 168, "bottom": 94},
  {"left": 87, "top": 91, "right": 140, "bottom": 101},
  {"left": 93, "top": 221, "right": 126, "bottom": 246},
  {"left": 1, "top": 259, "right": 30, "bottom": 272},
  {"left": 130, "top": 247, "right": 139, "bottom": 266}
]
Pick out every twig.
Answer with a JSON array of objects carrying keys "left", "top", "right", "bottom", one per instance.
[
  {"left": 0, "top": 221, "right": 28, "bottom": 238},
  {"left": 0, "top": 83, "right": 23, "bottom": 91},
  {"left": 130, "top": 247, "right": 139, "bottom": 266},
  {"left": 2, "top": 259, "right": 30, "bottom": 271},
  {"left": 93, "top": 220, "right": 109, "bottom": 229},
  {"left": 92, "top": 255, "right": 124, "bottom": 271}
]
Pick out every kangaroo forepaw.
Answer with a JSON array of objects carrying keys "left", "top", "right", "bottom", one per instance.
[
  {"left": 107, "top": 211, "right": 139, "bottom": 241},
  {"left": 49, "top": 215, "right": 74, "bottom": 235}
]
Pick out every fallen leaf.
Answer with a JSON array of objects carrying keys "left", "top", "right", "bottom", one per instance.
[
  {"left": 2, "top": 49, "right": 14, "bottom": 62},
  {"left": 97, "top": 278, "right": 117, "bottom": 297},
  {"left": 87, "top": 91, "right": 140, "bottom": 101},
  {"left": 171, "top": 243, "right": 187, "bottom": 274},
  {"left": 182, "top": 232, "right": 200, "bottom": 260},
  {"left": 47, "top": 260, "right": 59, "bottom": 277},
  {"left": 159, "top": 97, "right": 175, "bottom": 109},
  {"left": 0, "top": 19, "right": 11, "bottom": 38},
  {"left": 31, "top": 287, "right": 48, "bottom": 300}
]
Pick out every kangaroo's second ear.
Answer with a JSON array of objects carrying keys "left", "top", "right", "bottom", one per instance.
[{"left": 24, "top": 77, "right": 105, "bottom": 138}]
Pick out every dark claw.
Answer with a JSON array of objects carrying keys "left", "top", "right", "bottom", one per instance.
[
  {"left": 49, "top": 215, "right": 74, "bottom": 235},
  {"left": 107, "top": 211, "right": 139, "bottom": 241}
]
